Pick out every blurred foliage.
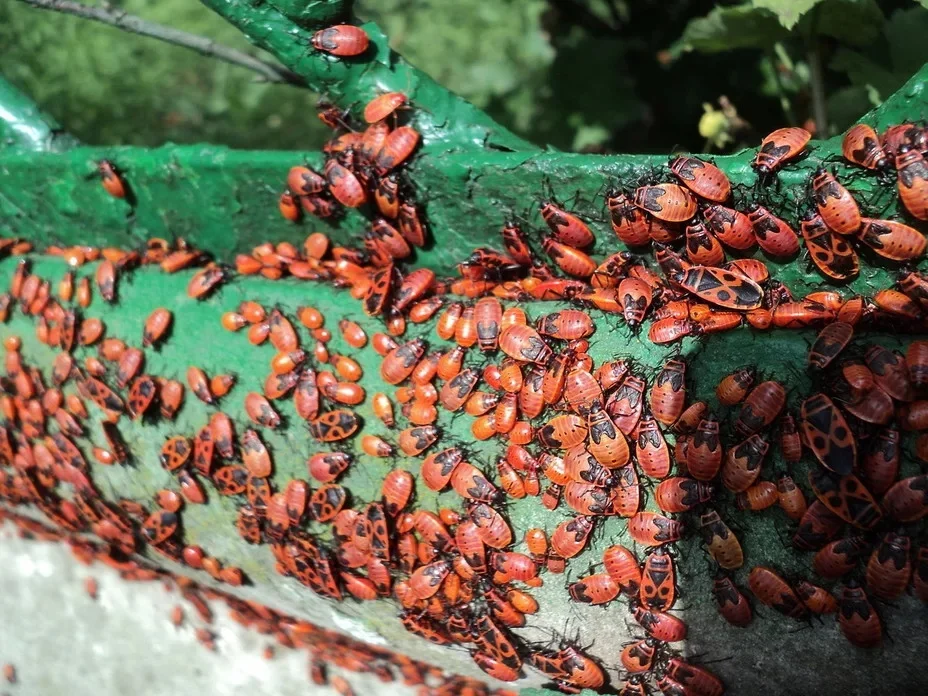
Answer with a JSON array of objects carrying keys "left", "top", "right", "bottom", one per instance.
[
  {"left": 0, "top": 0, "right": 327, "bottom": 149},
  {"left": 2, "top": 0, "right": 928, "bottom": 154}
]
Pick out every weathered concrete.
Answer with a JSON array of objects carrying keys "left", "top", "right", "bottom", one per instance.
[{"left": 0, "top": 524, "right": 414, "bottom": 696}]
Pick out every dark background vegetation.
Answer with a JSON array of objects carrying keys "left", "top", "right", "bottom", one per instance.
[{"left": 2, "top": 0, "right": 927, "bottom": 153}]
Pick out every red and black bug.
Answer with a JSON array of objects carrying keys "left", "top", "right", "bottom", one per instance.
[
  {"left": 896, "top": 145, "right": 928, "bottom": 220},
  {"left": 808, "top": 468, "right": 882, "bottom": 529},
  {"left": 665, "top": 658, "right": 724, "bottom": 696},
  {"left": 746, "top": 203, "right": 800, "bottom": 258},
  {"left": 632, "top": 603, "right": 687, "bottom": 642},
  {"left": 808, "top": 321, "right": 853, "bottom": 370},
  {"left": 800, "top": 212, "right": 859, "bottom": 281},
  {"left": 308, "top": 484, "right": 347, "bottom": 522},
  {"left": 812, "top": 169, "right": 861, "bottom": 234},
  {"left": 882, "top": 474, "right": 928, "bottom": 522},
  {"left": 754, "top": 127, "right": 811, "bottom": 175},
  {"left": 655, "top": 476, "right": 713, "bottom": 513},
  {"left": 634, "top": 183, "right": 697, "bottom": 222},
  {"left": 628, "top": 511, "right": 682, "bottom": 547},
  {"left": 837, "top": 583, "right": 882, "bottom": 647},
  {"left": 712, "top": 574, "right": 752, "bottom": 627},
  {"left": 620, "top": 638, "right": 658, "bottom": 674},
  {"left": 640, "top": 547, "right": 676, "bottom": 611},
  {"left": 799, "top": 393, "right": 856, "bottom": 475},
  {"left": 700, "top": 509, "right": 743, "bottom": 569},
  {"left": 842, "top": 124, "right": 890, "bottom": 170},
  {"left": 687, "top": 416, "right": 723, "bottom": 481},
  {"left": 748, "top": 566, "right": 806, "bottom": 619},
  {"left": 865, "top": 344, "right": 914, "bottom": 402},
  {"left": 861, "top": 427, "right": 899, "bottom": 497},
  {"left": 603, "top": 544, "right": 641, "bottom": 594},
  {"left": 540, "top": 201, "right": 595, "bottom": 248},
  {"left": 550, "top": 514, "right": 595, "bottom": 558},
  {"left": 673, "top": 264, "right": 763, "bottom": 311},
  {"left": 636, "top": 415, "right": 670, "bottom": 479},
  {"left": 568, "top": 573, "right": 619, "bottom": 605},
  {"left": 670, "top": 156, "right": 730, "bottom": 202},
  {"left": 650, "top": 358, "right": 686, "bottom": 426},
  {"left": 865, "top": 531, "right": 911, "bottom": 601},
  {"left": 606, "top": 190, "right": 651, "bottom": 247},
  {"left": 617, "top": 277, "right": 653, "bottom": 329}
]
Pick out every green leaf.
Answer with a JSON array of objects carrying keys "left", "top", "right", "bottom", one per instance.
[
  {"left": 811, "top": 0, "right": 884, "bottom": 46},
  {"left": 826, "top": 84, "right": 877, "bottom": 130},
  {"left": 752, "top": 0, "right": 823, "bottom": 29},
  {"left": 667, "top": 4, "right": 787, "bottom": 60},
  {"left": 829, "top": 7, "right": 928, "bottom": 101},
  {"left": 884, "top": 6, "right": 928, "bottom": 80},
  {"left": 830, "top": 48, "right": 898, "bottom": 93},
  {"left": 916, "top": 0, "right": 928, "bottom": 9}
]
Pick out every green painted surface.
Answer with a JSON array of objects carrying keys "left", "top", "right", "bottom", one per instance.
[
  {"left": 0, "top": 63, "right": 925, "bottom": 281},
  {"left": 199, "top": 0, "right": 536, "bottom": 154},
  {"left": 268, "top": 0, "right": 348, "bottom": 29},
  {"left": 1, "top": 247, "right": 927, "bottom": 694},
  {"left": 0, "top": 77, "right": 78, "bottom": 153},
  {"left": 1, "top": 3, "right": 928, "bottom": 692}
]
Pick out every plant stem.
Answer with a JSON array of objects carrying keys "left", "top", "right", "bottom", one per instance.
[
  {"left": 807, "top": 41, "right": 828, "bottom": 136},
  {"left": 768, "top": 46, "right": 797, "bottom": 126},
  {"left": 14, "top": 0, "right": 305, "bottom": 87}
]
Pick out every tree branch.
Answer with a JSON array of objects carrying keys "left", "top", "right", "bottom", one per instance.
[
  {"left": 807, "top": 40, "right": 828, "bottom": 136},
  {"left": 14, "top": 0, "right": 306, "bottom": 87},
  {"left": 0, "top": 77, "right": 79, "bottom": 152}
]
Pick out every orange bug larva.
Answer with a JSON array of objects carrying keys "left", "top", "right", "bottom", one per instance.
[
  {"left": 142, "top": 308, "right": 172, "bottom": 347},
  {"left": 812, "top": 169, "right": 861, "bottom": 235},
  {"left": 633, "top": 183, "right": 697, "bottom": 222},
  {"left": 842, "top": 123, "right": 889, "bottom": 170},
  {"left": 364, "top": 91, "right": 407, "bottom": 123},
  {"left": 99, "top": 160, "right": 126, "bottom": 198},
  {"left": 858, "top": 218, "right": 927, "bottom": 261},
  {"left": 338, "top": 319, "right": 367, "bottom": 348},
  {"left": 896, "top": 145, "right": 928, "bottom": 220},
  {"left": 311, "top": 25, "right": 370, "bottom": 56},
  {"left": 650, "top": 358, "right": 686, "bottom": 426}
]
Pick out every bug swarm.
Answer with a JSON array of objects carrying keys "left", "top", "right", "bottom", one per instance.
[{"left": 2, "top": 87, "right": 928, "bottom": 696}]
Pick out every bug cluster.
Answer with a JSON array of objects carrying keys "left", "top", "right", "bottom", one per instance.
[
  {"left": 676, "top": 325, "right": 928, "bottom": 650},
  {"left": 275, "top": 86, "right": 424, "bottom": 275},
  {"left": 3, "top": 47, "right": 928, "bottom": 696}
]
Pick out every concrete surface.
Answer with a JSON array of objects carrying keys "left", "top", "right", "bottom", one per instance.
[{"left": 0, "top": 524, "right": 414, "bottom": 696}]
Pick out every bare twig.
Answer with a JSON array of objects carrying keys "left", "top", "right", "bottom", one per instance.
[{"left": 15, "top": 0, "right": 305, "bottom": 87}]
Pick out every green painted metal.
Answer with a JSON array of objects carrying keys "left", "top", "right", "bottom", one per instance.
[
  {"left": 267, "top": 0, "right": 349, "bottom": 29},
  {"left": 0, "top": 254, "right": 676, "bottom": 690},
  {"left": 2, "top": 1, "right": 928, "bottom": 692},
  {"left": 199, "top": 0, "right": 536, "bottom": 154},
  {"left": 2, "top": 246, "right": 926, "bottom": 694},
  {"left": 0, "top": 63, "right": 924, "bottom": 282},
  {"left": 0, "top": 61, "right": 925, "bottom": 279},
  {"left": 0, "top": 77, "right": 78, "bottom": 153}
]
